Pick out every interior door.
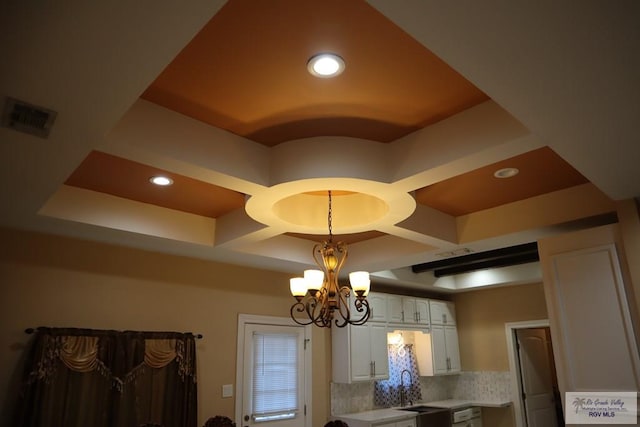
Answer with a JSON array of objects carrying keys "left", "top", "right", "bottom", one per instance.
[
  {"left": 517, "top": 328, "right": 558, "bottom": 427},
  {"left": 242, "top": 324, "right": 305, "bottom": 427}
]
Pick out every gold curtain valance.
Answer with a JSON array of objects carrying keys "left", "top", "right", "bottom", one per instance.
[
  {"left": 28, "top": 329, "right": 197, "bottom": 390},
  {"left": 59, "top": 336, "right": 99, "bottom": 372}
]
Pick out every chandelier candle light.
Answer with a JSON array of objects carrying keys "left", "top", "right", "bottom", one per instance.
[{"left": 289, "top": 191, "right": 371, "bottom": 328}]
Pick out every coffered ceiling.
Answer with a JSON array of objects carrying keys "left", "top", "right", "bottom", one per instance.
[{"left": 1, "top": 1, "right": 638, "bottom": 293}]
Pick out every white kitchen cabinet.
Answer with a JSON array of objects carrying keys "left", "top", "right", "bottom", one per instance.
[
  {"left": 387, "top": 295, "right": 430, "bottom": 326},
  {"left": 401, "top": 297, "right": 430, "bottom": 325},
  {"left": 382, "top": 418, "right": 416, "bottom": 427},
  {"left": 348, "top": 291, "right": 387, "bottom": 323},
  {"left": 332, "top": 322, "right": 389, "bottom": 383},
  {"left": 387, "top": 294, "right": 404, "bottom": 323},
  {"left": 431, "top": 324, "right": 460, "bottom": 374},
  {"left": 414, "top": 325, "right": 461, "bottom": 375},
  {"left": 429, "top": 300, "right": 456, "bottom": 325},
  {"left": 367, "top": 292, "right": 389, "bottom": 323}
]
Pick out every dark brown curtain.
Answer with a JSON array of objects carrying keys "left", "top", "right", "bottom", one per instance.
[{"left": 14, "top": 328, "right": 198, "bottom": 427}]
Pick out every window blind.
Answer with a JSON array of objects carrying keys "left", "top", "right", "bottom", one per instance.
[{"left": 251, "top": 332, "right": 298, "bottom": 422}]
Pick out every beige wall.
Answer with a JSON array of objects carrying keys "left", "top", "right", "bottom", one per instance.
[
  {"left": 453, "top": 282, "right": 548, "bottom": 427},
  {"left": 453, "top": 282, "right": 548, "bottom": 371},
  {"left": 0, "top": 228, "right": 331, "bottom": 427}
]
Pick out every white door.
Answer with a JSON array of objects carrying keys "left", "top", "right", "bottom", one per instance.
[
  {"left": 242, "top": 324, "right": 306, "bottom": 427},
  {"left": 517, "top": 328, "right": 558, "bottom": 427}
]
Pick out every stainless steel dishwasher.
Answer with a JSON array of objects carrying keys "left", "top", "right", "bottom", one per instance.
[{"left": 400, "top": 405, "right": 451, "bottom": 427}]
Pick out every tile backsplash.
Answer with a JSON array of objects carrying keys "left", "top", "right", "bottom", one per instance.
[
  {"left": 331, "top": 371, "right": 512, "bottom": 415},
  {"left": 451, "top": 371, "right": 512, "bottom": 402}
]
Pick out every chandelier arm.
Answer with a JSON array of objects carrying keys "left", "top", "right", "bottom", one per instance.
[
  {"left": 311, "top": 242, "right": 326, "bottom": 271},
  {"left": 312, "top": 288, "right": 335, "bottom": 326},
  {"left": 290, "top": 302, "right": 314, "bottom": 326},
  {"left": 332, "top": 285, "right": 352, "bottom": 326},
  {"left": 349, "top": 298, "right": 371, "bottom": 325}
]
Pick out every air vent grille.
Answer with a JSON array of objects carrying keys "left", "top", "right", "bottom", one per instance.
[{"left": 1, "top": 97, "right": 57, "bottom": 138}]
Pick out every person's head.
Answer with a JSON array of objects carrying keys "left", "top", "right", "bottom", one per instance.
[{"left": 324, "top": 421, "right": 349, "bottom": 427}]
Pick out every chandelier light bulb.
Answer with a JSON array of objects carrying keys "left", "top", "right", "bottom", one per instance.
[
  {"left": 304, "top": 269, "right": 324, "bottom": 288},
  {"left": 290, "top": 277, "right": 308, "bottom": 300},
  {"left": 349, "top": 271, "right": 371, "bottom": 296}
]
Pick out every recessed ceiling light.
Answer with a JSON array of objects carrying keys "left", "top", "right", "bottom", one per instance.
[
  {"left": 493, "top": 167, "right": 519, "bottom": 179},
  {"left": 307, "top": 53, "right": 345, "bottom": 78},
  {"left": 149, "top": 176, "right": 173, "bottom": 186}
]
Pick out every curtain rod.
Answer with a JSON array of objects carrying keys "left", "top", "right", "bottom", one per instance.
[{"left": 24, "top": 327, "right": 203, "bottom": 339}]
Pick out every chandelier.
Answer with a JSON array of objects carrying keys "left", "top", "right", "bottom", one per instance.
[{"left": 289, "top": 191, "right": 371, "bottom": 328}]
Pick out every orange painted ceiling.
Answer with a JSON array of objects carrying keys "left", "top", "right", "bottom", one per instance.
[
  {"left": 5, "top": 0, "right": 634, "bottom": 292},
  {"left": 415, "top": 147, "right": 589, "bottom": 216},
  {"left": 141, "top": 0, "right": 488, "bottom": 145},
  {"left": 65, "top": 151, "right": 245, "bottom": 218},
  {"left": 57, "top": 0, "right": 601, "bottom": 262},
  {"left": 62, "top": 1, "right": 594, "bottom": 238}
]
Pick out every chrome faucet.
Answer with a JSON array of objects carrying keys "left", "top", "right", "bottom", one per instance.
[{"left": 399, "top": 369, "right": 413, "bottom": 407}]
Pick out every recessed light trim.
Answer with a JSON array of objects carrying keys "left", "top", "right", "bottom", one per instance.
[
  {"left": 149, "top": 176, "right": 173, "bottom": 186},
  {"left": 493, "top": 167, "right": 519, "bottom": 179},
  {"left": 307, "top": 53, "right": 345, "bottom": 78}
]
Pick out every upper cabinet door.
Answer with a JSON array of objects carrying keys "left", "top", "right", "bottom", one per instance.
[
  {"left": 402, "top": 298, "right": 417, "bottom": 323},
  {"left": 349, "top": 292, "right": 387, "bottom": 323},
  {"left": 370, "top": 323, "right": 390, "bottom": 380},
  {"left": 349, "top": 325, "right": 374, "bottom": 382},
  {"left": 430, "top": 325, "right": 449, "bottom": 374},
  {"left": 444, "top": 325, "right": 461, "bottom": 373},
  {"left": 414, "top": 299, "right": 430, "bottom": 326},
  {"left": 429, "top": 300, "right": 456, "bottom": 325},
  {"left": 387, "top": 294, "right": 404, "bottom": 323},
  {"left": 367, "top": 292, "right": 388, "bottom": 323}
]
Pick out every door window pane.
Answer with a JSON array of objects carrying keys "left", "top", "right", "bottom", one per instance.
[{"left": 252, "top": 332, "right": 298, "bottom": 422}]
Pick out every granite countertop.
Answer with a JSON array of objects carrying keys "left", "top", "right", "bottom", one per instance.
[
  {"left": 424, "top": 399, "right": 512, "bottom": 409},
  {"left": 333, "top": 399, "right": 512, "bottom": 423},
  {"left": 334, "top": 408, "right": 417, "bottom": 423}
]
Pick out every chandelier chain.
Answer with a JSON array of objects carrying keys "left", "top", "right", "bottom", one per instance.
[{"left": 327, "top": 190, "right": 333, "bottom": 242}]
